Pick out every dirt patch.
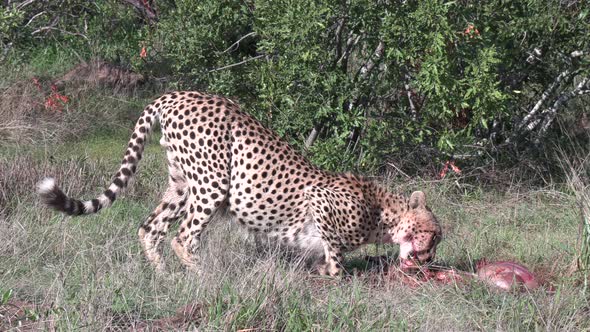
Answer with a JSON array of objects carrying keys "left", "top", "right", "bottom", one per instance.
[
  {"left": 132, "top": 302, "right": 207, "bottom": 331},
  {"left": 105, "top": 302, "right": 207, "bottom": 331},
  {"left": 53, "top": 59, "right": 145, "bottom": 92},
  {"left": 0, "top": 299, "right": 57, "bottom": 331},
  {"left": 1, "top": 298, "right": 206, "bottom": 331},
  {"left": 0, "top": 59, "right": 145, "bottom": 146},
  {"left": 0, "top": 78, "right": 51, "bottom": 145}
]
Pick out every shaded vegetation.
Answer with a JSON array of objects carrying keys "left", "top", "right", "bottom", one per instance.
[{"left": 1, "top": 0, "right": 588, "bottom": 173}]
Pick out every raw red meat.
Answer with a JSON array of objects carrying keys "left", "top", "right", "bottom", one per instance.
[{"left": 475, "top": 260, "right": 539, "bottom": 291}]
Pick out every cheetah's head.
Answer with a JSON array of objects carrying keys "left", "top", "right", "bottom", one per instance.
[{"left": 391, "top": 191, "right": 441, "bottom": 267}]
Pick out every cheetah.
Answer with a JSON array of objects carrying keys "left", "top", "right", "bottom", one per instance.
[{"left": 38, "top": 91, "right": 442, "bottom": 276}]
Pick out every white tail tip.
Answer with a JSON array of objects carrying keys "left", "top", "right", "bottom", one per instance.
[{"left": 37, "top": 177, "right": 56, "bottom": 194}]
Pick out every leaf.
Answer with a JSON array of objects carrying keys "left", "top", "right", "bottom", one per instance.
[
  {"left": 1, "top": 289, "right": 12, "bottom": 305},
  {"left": 480, "top": 118, "right": 488, "bottom": 129}
]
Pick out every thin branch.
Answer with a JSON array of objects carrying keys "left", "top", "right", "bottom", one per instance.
[
  {"left": 356, "top": 40, "right": 385, "bottom": 81},
  {"left": 404, "top": 72, "right": 417, "bottom": 120},
  {"left": 17, "top": 0, "right": 37, "bottom": 10},
  {"left": 306, "top": 18, "right": 350, "bottom": 149},
  {"left": 336, "top": 33, "right": 360, "bottom": 69},
  {"left": 219, "top": 32, "right": 257, "bottom": 54},
  {"left": 31, "top": 26, "right": 88, "bottom": 40},
  {"left": 24, "top": 11, "right": 46, "bottom": 27},
  {"left": 206, "top": 54, "right": 265, "bottom": 73},
  {"left": 345, "top": 40, "right": 386, "bottom": 152},
  {"left": 333, "top": 17, "right": 346, "bottom": 65},
  {"left": 304, "top": 125, "right": 321, "bottom": 149},
  {"left": 387, "top": 162, "right": 411, "bottom": 179},
  {"left": 570, "top": 50, "right": 586, "bottom": 58},
  {"left": 513, "top": 50, "right": 587, "bottom": 139}
]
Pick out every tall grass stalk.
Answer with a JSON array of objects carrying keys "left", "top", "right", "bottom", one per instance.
[{"left": 561, "top": 151, "right": 590, "bottom": 293}]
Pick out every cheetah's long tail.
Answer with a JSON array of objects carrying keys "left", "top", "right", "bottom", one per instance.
[{"left": 37, "top": 103, "right": 160, "bottom": 215}]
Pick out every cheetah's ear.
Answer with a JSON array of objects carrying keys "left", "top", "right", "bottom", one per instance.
[{"left": 409, "top": 191, "right": 426, "bottom": 209}]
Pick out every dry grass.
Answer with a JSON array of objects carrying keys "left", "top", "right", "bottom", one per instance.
[
  {"left": 0, "top": 150, "right": 588, "bottom": 330},
  {"left": 0, "top": 59, "right": 149, "bottom": 147},
  {"left": 0, "top": 154, "right": 112, "bottom": 217},
  {"left": 561, "top": 149, "right": 590, "bottom": 292}
]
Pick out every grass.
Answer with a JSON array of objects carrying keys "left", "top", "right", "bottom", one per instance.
[
  {"left": 1, "top": 131, "right": 588, "bottom": 330},
  {"left": 1, "top": 59, "right": 589, "bottom": 330}
]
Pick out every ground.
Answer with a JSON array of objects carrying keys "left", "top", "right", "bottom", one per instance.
[{"left": 0, "top": 61, "right": 588, "bottom": 330}]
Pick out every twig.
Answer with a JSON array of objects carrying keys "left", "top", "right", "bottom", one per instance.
[
  {"left": 509, "top": 50, "right": 587, "bottom": 144},
  {"left": 570, "top": 50, "right": 586, "bottom": 58},
  {"left": 119, "top": 0, "right": 158, "bottom": 23},
  {"left": 404, "top": 72, "right": 417, "bottom": 120},
  {"left": 17, "top": 0, "right": 37, "bottom": 10},
  {"left": 333, "top": 16, "right": 348, "bottom": 67},
  {"left": 336, "top": 33, "right": 360, "bottom": 68},
  {"left": 219, "top": 32, "right": 257, "bottom": 54},
  {"left": 387, "top": 162, "right": 411, "bottom": 179},
  {"left": 345, "top": 40, "right": 385, "bottom": 151},
  {"left": 24, "top": 11, "right": 46, "bottom": 27},
  {"left": 305, "top": 124, "right": 321, "bottom": 149},
  {"left": 31, "top": 26, "right": 88, "bottom": 40},
  {"left": 355, "top": 40, "right": 385, "bottom": 81},
  {"left": 206, "top": 54, "right": 265, "bottom": 73}
]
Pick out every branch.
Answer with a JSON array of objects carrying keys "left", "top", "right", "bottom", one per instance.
[
  {"left": 356, "top": 40, "right": 385, "bottom": 81},
  {"left": 17, "top": 0, "right": 37, "bottom": 10},
  {"left": 333, "top": 17, "right": 346, "bottom": 66},
  {"left": 219, "top": 32, "right": 257, "bottom": 54},
  {"left": 31, "top": 26, "right": 88, "bottom": 40},
  {"left": 514, "top": 50, "right": 588, "bottom": 138},
  {"left": 345, "top": 41, "right": 386, "bottom": 152},
  {"left": 535, "top": 77, "right": 590, "bottom": 143},
  {"left": 305, "top": 17, "right": 351, "bottom": 149},
  {"left": 404, "top": 72, "right": 417, "bottom": 120},
  {"left": 570, "top": 50, "right": 586, "bottom": 58},
  {"left": 1, "top": 42, "right": 13, "bottom": 62},
  {"left": 519, "top": 69, "right": 572, "bottom": 132},
  {"left": 24, "top": 11, "right": 46, "bottom": 27},
  {"left": 336, "top": 33, "right": 360, "bottom": 69},
  {"left": 206, "top": 54, "right": 265, "bottom": 73},
  {"left": 305, "top": 124, "right": 321, "bottom": 149}
]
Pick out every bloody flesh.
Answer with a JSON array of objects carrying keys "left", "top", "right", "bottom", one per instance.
[{"left": 372, "top": 256, "right": 541, "bottom": 291}]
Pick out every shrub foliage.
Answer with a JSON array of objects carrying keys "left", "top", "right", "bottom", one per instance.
[{"left": 2, "top": 0, "right": 589, "bottom": 172}]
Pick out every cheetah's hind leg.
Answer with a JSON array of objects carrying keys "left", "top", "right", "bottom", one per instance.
[
  {"left": 170, "top": 190, "right": 229, "bottom": 272},
  {"left": 138, "top": 184, "right": 187, "bottom": 272}
]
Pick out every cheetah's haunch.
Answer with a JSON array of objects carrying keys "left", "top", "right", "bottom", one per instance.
[{"left": 38, "top": 91, "right": 442, "bottom": 276}]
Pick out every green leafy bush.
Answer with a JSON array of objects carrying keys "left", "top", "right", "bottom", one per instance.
[{"left": 4, "top": 0, "right": 589, "bottom": 173}]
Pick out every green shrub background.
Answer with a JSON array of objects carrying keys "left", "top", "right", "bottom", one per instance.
[{"left": 2, "top": 0, "right": 589, "bottom": 173}]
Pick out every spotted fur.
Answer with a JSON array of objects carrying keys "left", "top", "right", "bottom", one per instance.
[{"left": 38, "top": 91, "right": 442, "bottom": 275}]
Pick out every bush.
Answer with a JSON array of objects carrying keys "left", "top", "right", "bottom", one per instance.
[{"left": 3, "top": 0, "right": 589, "bottom": 173}]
